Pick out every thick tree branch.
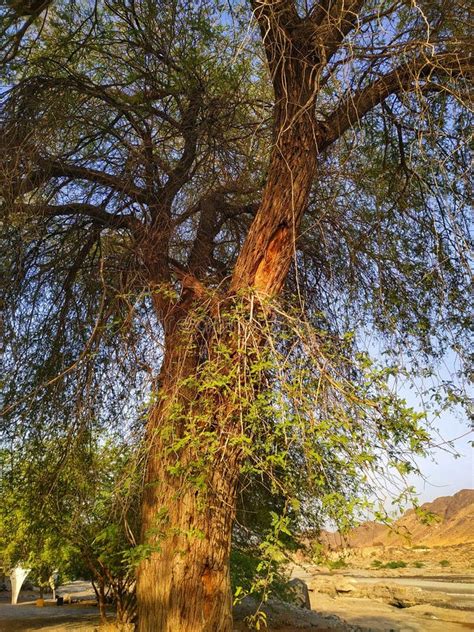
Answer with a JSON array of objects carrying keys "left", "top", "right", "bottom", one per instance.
[
  {"left": 158, "top": 89, "right": 203, "bottom": 214},
  {"left": 168, "top": 257, "right": 212, "bottom": 301},
  {"left": 9, "top": 159, "right": 150, "bottom": 205},
  {"left": 319, "top": 50, "right": 474, "bottom": 150},
  {"left": 17, "top": 202, "right": 142, "bottom": 232},
  {"left": 250, "top": 0, "right": 301, "bottom": 49},
  {"left": 251, "top": 0, "right": 367, "bottom": 94},
  {"left": 250, "top": 0, "right": 306, "bottom": 95},
  {"left": 307, "top": 0, "right": 366, "bottom": 65},
  {"left": 187, "top": 194, "right": 221, "bottom": 279}
]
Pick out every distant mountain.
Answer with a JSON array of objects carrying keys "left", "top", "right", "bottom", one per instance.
[{"left": 323, "top": 489, "right": 474, "bottom": 549}]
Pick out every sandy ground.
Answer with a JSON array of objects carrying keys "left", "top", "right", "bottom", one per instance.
[
  {"left": 291, "top": 564, "right": 474, "bottom": 632},
  {"left": 1, "top": 574, "right": 473, "bottom": 631},
  {"left": 0, "top": 603, "right": 100, "bottom": 632},
  {"left": 310, "top": 592, "right": 474, "bottom": 632},
  {"left": 0, "top": 581, "right": 350, "bottom": 632},
  {"left": 0, "top": 601, "right": 349, "bottom": 632},
  {"left": 0, "top": 582, "right": 103, "bottom": 632}
]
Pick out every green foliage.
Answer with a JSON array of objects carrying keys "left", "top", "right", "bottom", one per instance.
[
  {"left": 412, "top": 561, "right": 424, "bottom": 569},
  {"left": 0, "top": 0, "right": 472, "bottom": 624},
  {"left": 145, "top": 297, "right": 436, "bottom": 603},
  {"left": 439, "top": 560, "right": 451, "bottom": 568},
  {"left": 0, "top": 433, "right": 140, "bottom": 609},
  {"left": 370, "top": 559, "right": 409, "bottom": 570},
  {"left": 383, "top": 560, "right": 407, "bottom": 569},
  {"left": 413, "top": 508, "right": 441, "bottom": 526},
  {"left": 327, "top": 558, "right": 348, "bottom": 570},
  {"left": 231, "top": 549, "right": 260, "bottom": 595}
]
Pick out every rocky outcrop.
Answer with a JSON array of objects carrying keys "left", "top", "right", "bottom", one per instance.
[
  {"left": 233, "top": 595, "right": 366, "bottom": 629},
  {"left": 309, "top": 577, "right": 453, "bottom": 609}
]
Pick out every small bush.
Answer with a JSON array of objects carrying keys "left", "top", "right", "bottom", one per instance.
[
  {"left": 327, "top": 558, "right": 348, "bottom": 570},
  {"left": 371, "top": 560, "right": 383, "bottom": 568},
  {"left": 383, "top": 560, "right": 407, "bottom": 569},
  {"left": 413, "top": 561, "right": 424, "bottom": 568},
  {"left": 439, "top": 560, "right": 450, "bottom": 568}
]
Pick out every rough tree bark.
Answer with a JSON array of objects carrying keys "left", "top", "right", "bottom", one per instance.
[
  {"left": 136, "top": 322, "right": 242, "bottom": 632},
  {"left": 136, "top": 6, "right": 320, "bottom": 630}
]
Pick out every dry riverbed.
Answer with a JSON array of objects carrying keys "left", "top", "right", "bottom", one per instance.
[
  {"left": 292, "top": 563, "right": 474, "bottom": 632},
  {"left": 1, "top": 571, "right": 473, "bottom": 631}
]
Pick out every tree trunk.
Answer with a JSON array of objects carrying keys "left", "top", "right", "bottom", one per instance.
[
  {"left": 98, "top": 581, "right": 107, "bottom": 623},
  {"left": 136, "top": 28, "right": 320, "bottom": 632},
  {"left": 136, "top": 326, "right": 241, "bottom": 632},
  {"left": 136, "top": 444, "right": 239, "bottom": 632}
]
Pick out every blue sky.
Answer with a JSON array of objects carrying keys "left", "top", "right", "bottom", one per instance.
[
  {"left": 364, "top": 340, "right": 473, "bottom": 511},
  {"left": 407, "top": 411, "right": 473, "bottom": 504},
  {"left": 402, "top": 355, "right": 473, "bottom": 503}
]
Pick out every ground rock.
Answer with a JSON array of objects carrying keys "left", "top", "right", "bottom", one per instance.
[
  {"left": 309, "top": 578, "right": 340, "bottom": 598},
  {"left": 333, "top": 578, "right": 357, "bottom": 594},
  {"left": 233, "top": 596, "right": 365, "bottom": 629},
  {"left": 288, "top": 578, "right": 311, "bottom": 608},
  {"left": 310, "top": 576, "right": 453, "bottom": 610},
  {"left": 359, "top": 583, "right": 422, "bottom": 608}
]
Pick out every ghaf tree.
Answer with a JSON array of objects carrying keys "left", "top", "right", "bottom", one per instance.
[{"left": 1, "top": 1, "right": 472, "bottom": 630}]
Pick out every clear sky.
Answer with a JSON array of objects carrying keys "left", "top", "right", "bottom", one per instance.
[
  {"left": 366, "top": 344, "right": 473, "bottom": 512},
  {"left": 401, "top": 353, "right": 473, "bottom": 504},
  {"left": 407, "top": 411, "right": 473, "bottom": 504}
]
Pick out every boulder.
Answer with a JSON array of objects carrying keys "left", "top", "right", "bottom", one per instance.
[
  {"left": 333, "top": 578, "right": 357, "bottom": 594},
  {"left": 288, "top": 578, "right": 311, "bottom": 609},
  {"left": 233, "top": 595, "right": 356, "bottom": 629},
  {"left": 309, "top": 577, "right": 337, "bottom": 598},
  {"left": 360, "top": 583, "right": 425, "bottom": 608}
]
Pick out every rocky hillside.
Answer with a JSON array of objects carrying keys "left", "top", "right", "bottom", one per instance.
[{"left": 324, "top": 489, "right": 474, "bottom": 549}]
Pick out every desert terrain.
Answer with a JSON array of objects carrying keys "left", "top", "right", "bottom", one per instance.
[
  {"left": 0, "top": 490, "right": 472, "bottom": 631},
  {"left": 290, "top": 489, "right": 474, "bottom": 631}
]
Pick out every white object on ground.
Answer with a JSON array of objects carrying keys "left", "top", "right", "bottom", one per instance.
[{"left": 10, "top": 566, "right": 31, "bottom": 605}]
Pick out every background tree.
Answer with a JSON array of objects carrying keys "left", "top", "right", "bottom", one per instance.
[
  {"left": 0, "top": 435, "right": 139, "bottom": 621},
  {"left": 1, "top": 1, "right": 472, "bottom": 631}
]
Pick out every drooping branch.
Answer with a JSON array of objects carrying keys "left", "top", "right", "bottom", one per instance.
[
  {"left": 41, "top": 159, "right": 149, "bottom": 205},
  {"left": 50, "top": 230, "right": 100, "bottom": 357},
  {"left": 1, "top": 1, "right": 53, "bottom": 63},
  {"left": 6, "top": 0, "right": 52, "bottom": 17}
]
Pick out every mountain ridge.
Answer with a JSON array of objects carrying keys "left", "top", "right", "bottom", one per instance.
[{"left": 323, "top": 488, "right": 474, "bottom": 549}]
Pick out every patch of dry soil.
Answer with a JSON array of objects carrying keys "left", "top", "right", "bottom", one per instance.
[
  {"left": 0, "top": 596, "right": 353, "bottom": 632},
  {"left": 309, "top": 592, "right": 474, "bottom": 631}
]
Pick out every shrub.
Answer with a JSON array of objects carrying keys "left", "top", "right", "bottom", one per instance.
[
  {"left": 328, "top": 558, "right": 348, "bottom": 570},
  {"left": 439, "top": 560, "right": 450, "bottom": 568},
  {"left": 413, "top": 561, "right": 424, "bottom": 568},
  {"left": 371, "top": 560, "right": 383, "bottom": 568},
  {"left": 383, "top": 560, "right": 407, "bottom": 569}
]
